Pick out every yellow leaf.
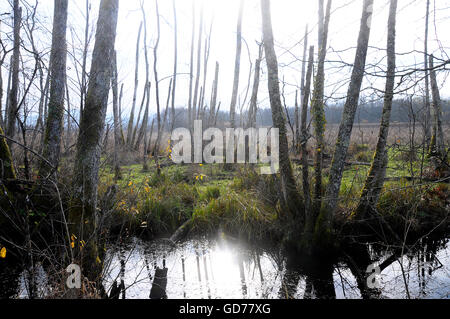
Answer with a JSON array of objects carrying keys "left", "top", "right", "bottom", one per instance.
[
  {"left": 70, "top": 241, "right": 75, "bottom": 249},
  {"left": 0, "top": 247, "right": 6, "bottom": 258},
  {"left": 96, "top": 256, "right": 101, "bottom": 264},
  {"left": 128, "top": 181, "right": 133, "bottom": 187},
  {"left": 199, "top": 164, "right": 203, "bottom": 167}
]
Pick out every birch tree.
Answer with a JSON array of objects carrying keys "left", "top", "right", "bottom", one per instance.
[
  {"left": 322, "top": 0, "right": 374, "bottom": 226},
  {"left": 39, "top": 0, "right": 69, "bottom": 179},
  {"left": 261, "top": 0, "right": 302, "bottom": 218},
  {"left": 230, "top": 0, "right": 244, "bottom": 128},
  {"left": 356, "top": 0, "right": 397, "bottom": 218},
  {"left": 68, "top": 0, "right": 119, "bottom": 282}
]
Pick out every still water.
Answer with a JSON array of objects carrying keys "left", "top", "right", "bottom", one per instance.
[
  {"left": 102, "top": 236, "right": 450, "bottom": 299},
  {"left": 3, "top": 235, "right": 449, "bottom": 299}
]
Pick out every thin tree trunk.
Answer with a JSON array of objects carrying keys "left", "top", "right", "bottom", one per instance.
[
  {"left": 170, "top": 0, "right": 178, "bottom": 133},
  {"left": 126, "top": 22, "right": 143, "bottom": 146},
  {"left": 301, "top": 46, "right": 314, "bottom": 217},
  {"left": 192, "top": 5, "right": 203, "bottom": 123},
  {"left": 209, "top": 62, "right": 219, "bottom": 127},
  {"left": 68, "top": 0, "right": 119, "bottom": 283},
  {"left": 187, "top": 2, "right": 196, "bottom": 130},
  {"left": 153, "top": 0, "right": 162, "bottom": 174},
  {"left": 261, "top": 0, "right": 302, "bottom": 218},
  {"left": 248, "top": 44, "right": 263, "bottom": 128},
  {"left": 428, "top": 55, "right": 445, "bottom": 158},
  {"left": 230, "top": 0, "right": 244, "bottom": 129},
  {"left": 308, "top": 0, "right": 331, "bottom": 234},
  {"left": 322, "top": 0, "right": 374, "bottom": 227},
  {"left": 39, "top": 0, "right": 69, "bottom": 179},
  {"left": 112, "top": 50, "right": 121, "bottom": 180},
  {"left": 356, "top": 0, "right": 397, "bottom": 219},
  {"left": 423, "top": 0, "right": 431, "bottom": 146},
  {"left": 0, "top": 125, "right": 16, "bottom": 180},
  {"left": 297, "top": 25, "right": 308, "bottom": 152},
  {"left": 79, "top": 0, "right": 90, "bottom": 126},
  {"left": 118, "top": 83, "right": 125, "bottom": 144},
  {"left": 6, "top": 0, "right": 21, "bottom": 144}
]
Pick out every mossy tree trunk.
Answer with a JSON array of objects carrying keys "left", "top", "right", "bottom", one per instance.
[
  {"left": 305, "top": 0, "right": 331, "bottom": 243},
  {"left": 321, "top": 0, "right": 373, "bottom": 233},
  {"left": 261, "top": 0, "right": 302, "bottom": 219},
  {"left": 356, "top": 0, "right": 398, "bottom": 219},
  {"left": 68, "top": 0, "right": 118, "bottom": 284},
  {"left": 428, "top": 55, "right": 446, "bottom": 159},
  {"left": 39, "top": 0, "right": 68, "bottom": 179},
  {"left": 301, "top": 46, "right": 314, "bottom": 217}
]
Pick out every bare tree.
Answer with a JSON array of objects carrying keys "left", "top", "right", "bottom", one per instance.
[
  {"left": 112, "top": 50, "right": 121, "bottom": 180},
  {"left": 248, "top": 43, "right": 263, "bottom": 128},
  {"left": 423, "top": 0, "right": 431, "bottom": 145},
  {"left": 428, "top": 55, "right": 446, "bottom": 158},
  {"left": 356, "top": 0, "right": 398, "bottom": 218},
  {"left": 209, "top": 62, "right": 220, "bottom": 127},
  {"left": 126, "top": 22, "right": 143, "bottom": 146},
  {"left": 230, "top": 0, "right": 244, "bottom": 128},
  {"left": 68, "top": 0, "right": 119, "bottom": 282},
  {"left": 6, "top": 0, "right": 21, "bottom": 143},
  {"left": 261, "top": 0, "right": 301, "bottom": 217},
  {"left": 296, "top": 25, "right": 308, "bottom": 151},
  {"left": 39, "top": 0, "right": 69, "bottom": 179},
  {"left": 170, "top": 0, "right": 178, "bottom": 133},
  {"left": 322, "top": 0, "right": 374, "bottom": 226},
  {"left": 308, "top": 0, "right": 331, "bottom": 234},
  {"left": 301, "top": 46, "right": 314, "bottom": 217}
]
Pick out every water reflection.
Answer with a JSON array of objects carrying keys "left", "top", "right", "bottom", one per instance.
[{"left": 102, "top": 235, "right": 449, "bottom": 299}]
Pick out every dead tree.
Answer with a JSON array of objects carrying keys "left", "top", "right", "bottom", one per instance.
[
  {"left": 6, "top": 0, "right": 21, "bottom": 143},
  {"left": 79, "top": 0, "right": 91, "bottom": 125},
  {"left": 187, "top": 2, "right": 196, "bottom": 130},
  {"left": 322, "top": 0, "right": 374, "bottom": 227},
  {"left": 308, "top": 0, "right": 331, "bottom": 235},
  {"left": 126, "top": 22, "right": 143, "bottom": 146},
  {"left": 423, "top": 0, "right": 431, "bottom": 145},
  {"left": 39, "top": 0, "right": 69, "bottom": 179},
  {"left": 192, "top": 4, "right": 203, "bottom": 123},
  {"left": 229, "top": 0, "right": 244, "bottom": 128},
  {"left": 297, "top": 25, "right": 308, "bottom": 151},
  {"left": 356, "top": 0, "right": 398, "bottom": 219},
  {"left": 300, "top": 46, "right": 314, "bottom": 217},
  {"left": 112, "top": 50, "right": 122, "bottom": 180},
  {"left": 248, "top": 43, "right": 263, "bottom": 128},
  {"left": 428, "top": 55, "right": 446, "bottom": 158},
  {"left": 170, "top": 0, "right": 178, "bottom": 133},
  {"left": 261, "top": 0, "right": 302, "bottom": 218},
  {"left": 68, "top": 0, "right": 119, "bottom": 283},
  {"left": 209, "top": 62, "right": 220, "bottom": 127}
]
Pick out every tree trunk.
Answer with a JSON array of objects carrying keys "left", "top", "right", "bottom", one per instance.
[
  {"left": 322, "top": 0, "right": 373, "bottom": 228},
  {"left": 112, "top": 51, "right": 121, "bottom": 181},
  {"left": 6, "top": 0, "right": 21, "bottom": 144},
  {"left": 428, "top": 55, "right": 446, "bottom": 158},
  {"left": 153, "top": 0, "right": 162, "bottom": 174},
  {"left": 0, "top": 125, "right": 16, "bottom": 180},
  {"left": 261, "top": 0, "right": 302, "bottom": 218},
  {"left": 230, "top": 0, "right": 244, "bottom": 128},
  {"left": 39, "top": 0, "right": 69, "bottom": 179},
  {"left": 308, "top": 0, "right": 331, "bottom": 237},
  {"left": 170, "top": 0, "right": 178, "bottom": 133},
  {"left": 192, "top": 5, "right": 203, "bottom": 123},
  {"left": 356, "top": 0, "right": 397, "bottom": 219},
  {"left": 187, "top": 2, "right": 196, "bottom": 130},
  {"left": 248, "top": 44, "right": 263, "bottom": 128},
  {"left": 126, "top": 22, "right": 143, "bottom": 146},
  {"left": 297, "top": 25, "right": 308, "bottom": 152},
  {"left": 423, "top": 0, "right": 431, "bottom": 146},
  {"left": 301, "top": 46, "right": 314, "bottom": 218},
  {"left": 79, "top": 0, "right": 90, "bottom": 126},
  {"left": 68, "top": 0, "right": 118, "bottom": 283},
  {"left": 209, "top": 62, "right": 220, "bottom": 127}
]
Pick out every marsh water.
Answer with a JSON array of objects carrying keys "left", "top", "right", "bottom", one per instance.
[{"left": 2, "top": 234, "right": 449, "bottom": 299}]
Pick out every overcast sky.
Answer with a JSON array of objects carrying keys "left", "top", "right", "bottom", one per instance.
[{"left": 1, "top": 0, "right": 450, "bottom": 122}]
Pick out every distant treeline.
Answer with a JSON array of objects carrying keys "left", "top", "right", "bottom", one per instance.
[{"left": 161, "top": 98, "right": 450, "bottom": 129}]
